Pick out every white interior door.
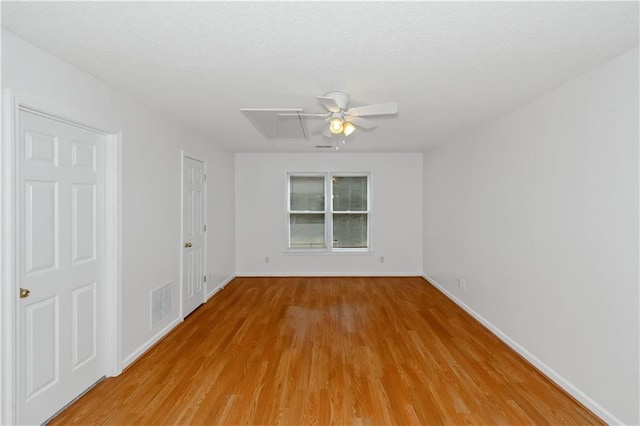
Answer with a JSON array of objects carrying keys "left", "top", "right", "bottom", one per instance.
[
  {"left": 17, "top": 110, "right": 105, "bottom": 425},
  {"left": 182, "top": 156, "right": 205, "bottom": 317}
]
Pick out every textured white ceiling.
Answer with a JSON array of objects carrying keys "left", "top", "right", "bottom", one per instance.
[{"left": 2, "top": 1, "right": 638, "bottom": 152}]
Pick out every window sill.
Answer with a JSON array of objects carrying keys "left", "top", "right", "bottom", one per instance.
[{"left": 283, "top": 249, "right": 374, "bottom": 255}]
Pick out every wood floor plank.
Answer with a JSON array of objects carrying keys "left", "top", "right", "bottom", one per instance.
[{"left": 50, "top": 277, "right": 604, "bottom": 425}]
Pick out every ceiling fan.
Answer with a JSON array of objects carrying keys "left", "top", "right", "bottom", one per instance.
[{"left": 279, "top": 91, "right": 398, "bottom": 138}]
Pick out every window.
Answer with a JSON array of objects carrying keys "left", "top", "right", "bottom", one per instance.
[
  {"left": 289, "top": 175, "right": 326, "bottom": 249},
  {"left": 288, "top": 173, "right": 369, "bottom": 251}
]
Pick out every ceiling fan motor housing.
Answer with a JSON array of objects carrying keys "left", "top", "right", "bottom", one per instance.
[{"left": 323, "top": 91, "right": 350, "bottom": 110}]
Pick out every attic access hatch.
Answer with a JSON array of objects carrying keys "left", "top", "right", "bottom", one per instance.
[{"left": 241, "top": 108, "right": 308, "bottom": 139}]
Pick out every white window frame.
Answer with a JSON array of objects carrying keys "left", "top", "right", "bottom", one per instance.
[{"left": 286, "top": 172, "right": 371, "bottom": 253}]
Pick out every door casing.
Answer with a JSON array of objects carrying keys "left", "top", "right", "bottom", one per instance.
[{"left": 0, "top": 92, "right": 122, "bottom": 424}]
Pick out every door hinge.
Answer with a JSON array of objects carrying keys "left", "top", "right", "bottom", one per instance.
[
  {"left": 204, "top": 275, "right": 207, "bottom": 282},
  {"left": 204, "top": 224, "right": 207, "bottom": 232},
  {"left": 204, "top": 174, "right": 207, "bottom": 181}
]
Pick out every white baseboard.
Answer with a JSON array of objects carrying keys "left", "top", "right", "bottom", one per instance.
[
  {"left": 121, "top": 317, "right": 181, "bottom": 370},
  {"left": 206, "top": 275, "right": 235, "bottom": 300},
  {"left": 120, "top": 275, "right": 236, "bottom": 371},
  {"left": 236, "top": 272, "right": 421, "bottom": 277},
  {"left": 422, "top": 274, "right": 622, "bottom": 426}
]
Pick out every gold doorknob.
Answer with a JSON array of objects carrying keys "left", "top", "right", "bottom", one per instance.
[
  {"left": 184, "top": 242, "right": 192, "bottom": 248},
  {"left": 20, "top": 287, "right": 31, "bottom": 298}
]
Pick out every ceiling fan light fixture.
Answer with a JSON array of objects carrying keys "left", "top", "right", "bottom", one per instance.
[
  {"left": 329, "top": 118, "right": 344, "bottom": 134},
  {"left": 343, "top": 121, "right": 356, "bottom": 136}
]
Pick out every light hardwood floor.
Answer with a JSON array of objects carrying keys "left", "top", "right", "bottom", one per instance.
[{"left": 51, "top": 276, "right": 603, "bottom": 425}]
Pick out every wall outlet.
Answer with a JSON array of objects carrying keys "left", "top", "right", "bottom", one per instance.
[
  {"left": 380, "top": 256, "right": 385, "bottom": 263},
  {"left": 458, "top": 278, "right": 466, "bottom": 289},
  {"left": 265, "top": 256, "right": 270, "bottom": 264}
]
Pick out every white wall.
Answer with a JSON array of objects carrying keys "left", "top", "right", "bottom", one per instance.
[
  {"left": 423, "top": 48, "right": 639, "bottom": 424},
  {"left": 206, "top": 153, "right": 236, "bottom": 296},
  {"left": 236, "top": 153, "right": 423, "bottom": 276},
  {"left": 1, "top": 30, "right": 236, "bottom": 368}
]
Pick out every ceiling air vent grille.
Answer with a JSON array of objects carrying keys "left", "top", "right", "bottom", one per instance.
[{"left": 241, "top": 108, "right": 307, "bottom": 139}]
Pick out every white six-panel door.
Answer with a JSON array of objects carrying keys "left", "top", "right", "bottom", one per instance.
[
  {"left": 18, "top": 110, "right": 105, "bottom": 425},
  {"left": 182, "top": 156, "right": 205, "bottom": 317}
]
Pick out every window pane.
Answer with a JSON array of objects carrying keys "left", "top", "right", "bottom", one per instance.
[
  {"left": 333, "top": 214, "right": 368, "bottom": 248},
  {"left": 290, "top": 214, "right": 325, "bottom": 248},
  {"left": 332, "top": 176, "right": 367, "bottom": 211},
  {"left": 290, "top": 176, "right": 324, "bottom": 211}
]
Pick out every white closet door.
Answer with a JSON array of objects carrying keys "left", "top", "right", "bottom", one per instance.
[{"left": 18, "top": 110, "right": 105, "bottom": 425}]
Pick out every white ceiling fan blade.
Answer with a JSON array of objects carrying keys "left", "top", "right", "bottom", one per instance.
[
  {"left": 311, "top": 120, "right": 329, "bottom": 135},
  {"left": 317, "top": 96, "right": 341, "bottom": 113},
  {"left": 347, "top": 102, "right": 398, "bottom": 117},
  {"left": 322, "top": 126, "right": 333, "bottom": 137},
  {"left": 348, "top": 116, "right": 377, "bottom": 129}
]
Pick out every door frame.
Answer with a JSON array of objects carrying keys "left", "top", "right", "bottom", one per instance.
[
  {"left": 0, "top": 92, "right": 123, "bottom": 424},
  {"left": 179, "top": 151, "right": 207, "bottom": 319}
]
